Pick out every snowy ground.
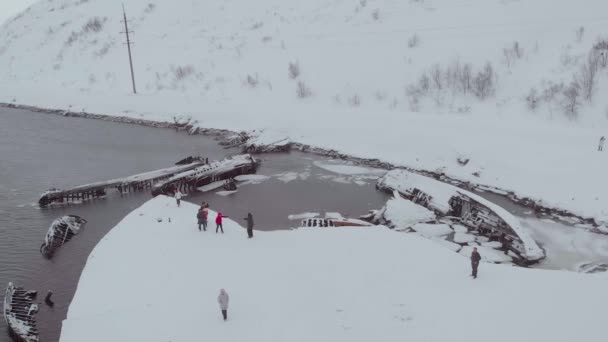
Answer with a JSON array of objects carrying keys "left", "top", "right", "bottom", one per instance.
[
  {"left": 1, "top": 0, "right": 608, "bottom": 225},
  {"left": 59, "top": 196, "right": 608, "bottom": 342}
]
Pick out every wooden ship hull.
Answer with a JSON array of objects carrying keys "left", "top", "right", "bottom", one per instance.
[
  {"left": 38, "top": 159, "right": 207, "bottom": 206},
  {"left": 3, "top": 283, "right": 39, "bottom": 342},
  {"left": 152, "top": 154, "right": 259, "bottom": 196},
  {"left": 300, "top": 217, "right": 373, "bottom": 228},
  {"left": 40, "top": 215, "right": 87, "bottom": 258},
  {"left": 377, "top": 170, "right": 545, "bottom": 265}
]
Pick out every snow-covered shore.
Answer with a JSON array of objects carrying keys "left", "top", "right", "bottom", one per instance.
[{"left": 59, "top": 196, "right": 607, "bottom": 342}]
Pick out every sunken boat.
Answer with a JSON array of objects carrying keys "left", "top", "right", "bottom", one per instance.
[
  {"left": 377, "top": 170, "right": 545, "bottom": 265},
  {"left": 152, "top": 154, "right": 259, "bottom": 196},
  {"left": 38, "top": 159, "right": 207, "bottom": 206},
  {"left": 3, "top": 283, "right": 39, "bottom": 342},
  {"left": 40, "top": 215, "right": 87, "bottom": 258},
  {"left": 301, "top": 217, "right": 373, "bottom": 228}
]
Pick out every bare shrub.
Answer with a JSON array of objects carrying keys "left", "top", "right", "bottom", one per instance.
[
  {"left": 526, "top": 88, "right": 540, "bottom": 110},
  {"left": 372, "top": 9, "right": 380, "bottom": 21},
  {"left": 348, "top": 94, "right": 361, "bottom": 107},
  {"left": 144, "top": 3, "right": 156, "bottom": 14},
  {"left": 83, "top": 17, "right": 105, "bottom": 33},
  {"left": 95, "top": 43, "right": 111, "bottom": 57},
  {"left": 503, "top": 41, "right": 523, "bottom": 68},
  {"left": 408, "top": 34, "right": 420, "bottom": 48},
  {"left": 472, "top": 62, "right": 496, "bottom": 100},
  {"left": 245, "top": 74, "right": 259, "bottom": 88},
  {"left": 375, "top": 91, "right": 387, "bottom": 101},
  {"left": 360, "top": 0, "right": 368, "bottom": 7},
  {"left": 575, "top": 26, "right": 585, "bottom": 43},
  {"left": 288, "top": 61, "right": 300, "bottom": 79},
  {"left": 296, "top": 81, "right": 312, "bottom": 98},
  {"left": 173, "top": 65, "right": 195, "bottom": 81},
  {"left": 430, "top": 64, "right": 442, "bottom": 90},
  {"left": 65, "top": 31, "right": 79, "bottom": 46},
  {"left": 418, "top": 73, "right": 430, "bottom": 93},
  {"left": 250, "top": 22, "right": 264, "bottom": 30},
  {"left": 593, "top": 38, "right": 608, "bottom": 67},
  {"left": 561, "top": 81, "right": 581, "bottom": 119}
]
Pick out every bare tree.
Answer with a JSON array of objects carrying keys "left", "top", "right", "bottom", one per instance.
[
  {"left": 575, "top": 26, "right": 585, "bottom": 43},
  {"left": 408, "top": 34, "right": 420, "bottom": 48},
  {"left": 561, "top": 81, "right": 581, "bottom": 118},
  {"left": 472, "top": 62, "right": 496, "bottom": 100},
  {"left": 288, "top": 61, "right": 300, "bottom": 79},
  {"left": 577, "top": 52, "right": 599, "bottom": 101},
  {"left": 430, "top": 64, "right": 442, "bottom": 90},
  {"left": 296, "top": 81, "right": 312, "bottom": 98},
  {"left": 526, "top": 88, "right": 540, "bottom": 110}
]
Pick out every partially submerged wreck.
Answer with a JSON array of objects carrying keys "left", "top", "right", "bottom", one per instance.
[
  {"left": 301, "top": 217, "right": 373, "bottom": 228},
  {"left": 40, "top": 215, "right": 87, "bottom": 258},
  {"left": 3, "top": 283, "right": 39, "bottom": 342},
  {"left": 220, "top": 131, "right": 291, "bottom": 153},
  {"left": 152, "top": 154, "right": 259, "bottom": 196},
  {"left": 38, "top": 159, "right": 207, "bottom": 206},
  {"left": 377, "top": 170, "right": 545, "bottom": 264}
]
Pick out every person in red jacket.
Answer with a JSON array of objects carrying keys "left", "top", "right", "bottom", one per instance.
[
  {"left": 216, "top": 212, "right": 227, "bottom": 234},
  {"left": 470, "top": 247, "right": 481, "bottom": 279}
]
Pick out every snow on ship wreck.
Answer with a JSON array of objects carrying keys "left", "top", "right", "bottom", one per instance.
[
  {"left": 38, "top": 158, "right": 207, "bottom": 206},
  {"left": 3, "top": 283, "right": 39, "bottom": 342},
  {"left": 40, "top": 215, "right": 87, "bottom": 258},
  {"left": 152, "top": 154, "right": 259, "bottom": 196},
  {"left": 377, "top": 170, "right": 545, "bottom": 265},
  {"left": 300, "top": 213, "right": 373, "bottom": 228}
]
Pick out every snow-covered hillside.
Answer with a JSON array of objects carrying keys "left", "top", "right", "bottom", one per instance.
[
  {"left": 1, "top": 0, "right": 608, "bottom": 224},
  {"left": 59, "top": 196, "right": 608, "bottom": 342}
]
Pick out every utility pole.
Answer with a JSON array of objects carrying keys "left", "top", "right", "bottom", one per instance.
[{"left": 120, "top": 4, "right": 137, "bottom": 94}]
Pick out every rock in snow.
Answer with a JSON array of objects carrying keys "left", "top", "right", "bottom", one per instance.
[{"left": 59, "top": 196, "right": 607, "bottom": 342}]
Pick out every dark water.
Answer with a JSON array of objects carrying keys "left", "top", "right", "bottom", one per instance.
[{"left": 0, "top": 107, "right": 388, "bottom": 342}]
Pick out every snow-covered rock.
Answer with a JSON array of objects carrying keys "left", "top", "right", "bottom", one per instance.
[
  {"left": 453, "top": 232, "right": 477, "bottom": 244},
  {"left": 59, "top": 196, "right": 608, "bottom": 342},
  {"left": 383, "top": 192, "right": 436, "bottom": 229},
  {"left": 412, "top": 223, "right": 453, "bottom": 238}
]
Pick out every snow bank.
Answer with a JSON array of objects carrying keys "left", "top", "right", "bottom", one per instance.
[{"left": 60, "top": 196, "right": 608, "bottom": 342}]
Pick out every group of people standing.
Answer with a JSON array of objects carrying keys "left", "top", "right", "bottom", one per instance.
[{"left": 195, "top": 201, "right": 231, "bottom": 234}]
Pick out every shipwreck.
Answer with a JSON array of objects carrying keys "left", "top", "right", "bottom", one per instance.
[
  {"left": 3, "top": 283, "right": 39, "bottom": 342},
  {"left": 38, "top": 157, "right": 208, "bottom": 206},
  {"left": 377, "top": 170, "right": 545, "bottom": 265},
  {"left": 151, "top": 154, "right": 259, "bottom": 196},
  {"left": 40, "top": 215, "right": 87, "bottom": 258}
]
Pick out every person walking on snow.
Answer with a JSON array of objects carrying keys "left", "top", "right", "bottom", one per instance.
[
  {"left": 218, "top": 289, "right": 229, "bottom": 321},
  {"left": 197, "top": 207, "right": 208, "bottom": 231},
  {"left": 216, "top": 212, "right": 227, "bottom": 233},
  {"left": 599, "top": 136, "right": 606, "bottom": 151},
  {"left": 244, "top": 213, "right": 254, "bottom": 238},
  {"left": 174, "top": 190, "right": 183, "bottom": 207},
  {"left": 470, "top": 247, "right": 481, "bottom": 279}
]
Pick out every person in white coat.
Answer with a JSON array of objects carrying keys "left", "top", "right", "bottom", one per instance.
[
  {"left": 218, "top": 288, "right": 230, "bottom": 321},
  {"left": 174, "top": 190, "right": 183, "bottom": 207}
]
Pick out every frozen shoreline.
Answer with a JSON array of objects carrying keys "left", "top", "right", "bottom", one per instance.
[
  {"left": 59, "top": 196, "right": 608, "bottom": 342},
  {"left": 3, "top": 102, "right": 605, "bottom": 230}
]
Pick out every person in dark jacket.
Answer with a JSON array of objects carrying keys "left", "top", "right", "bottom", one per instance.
[
  {"left": 197, "top": 208, "right": 208, "bottom": 231},
  {"left": 470, "top": 247, "right": 481, "bottom": 279},
  {"left": 244, "top": 213, "right": 254, "bottom": 238}
]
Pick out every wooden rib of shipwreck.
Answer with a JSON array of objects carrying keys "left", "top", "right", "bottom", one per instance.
[
  {"left": 40, "top": 215, "right": 87, "bottom": 258},
  {"left": 38, "top": 158, "right": 207, "bottom": 206},
  {"left": 3, "top": 283, "right": 39, "bottom": 342},
  {"left": 377, "top": 170, "right": 545, "bottom": 265},
  {"left": 151, "top": 154, "right": 260, "bottom": 196}
]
